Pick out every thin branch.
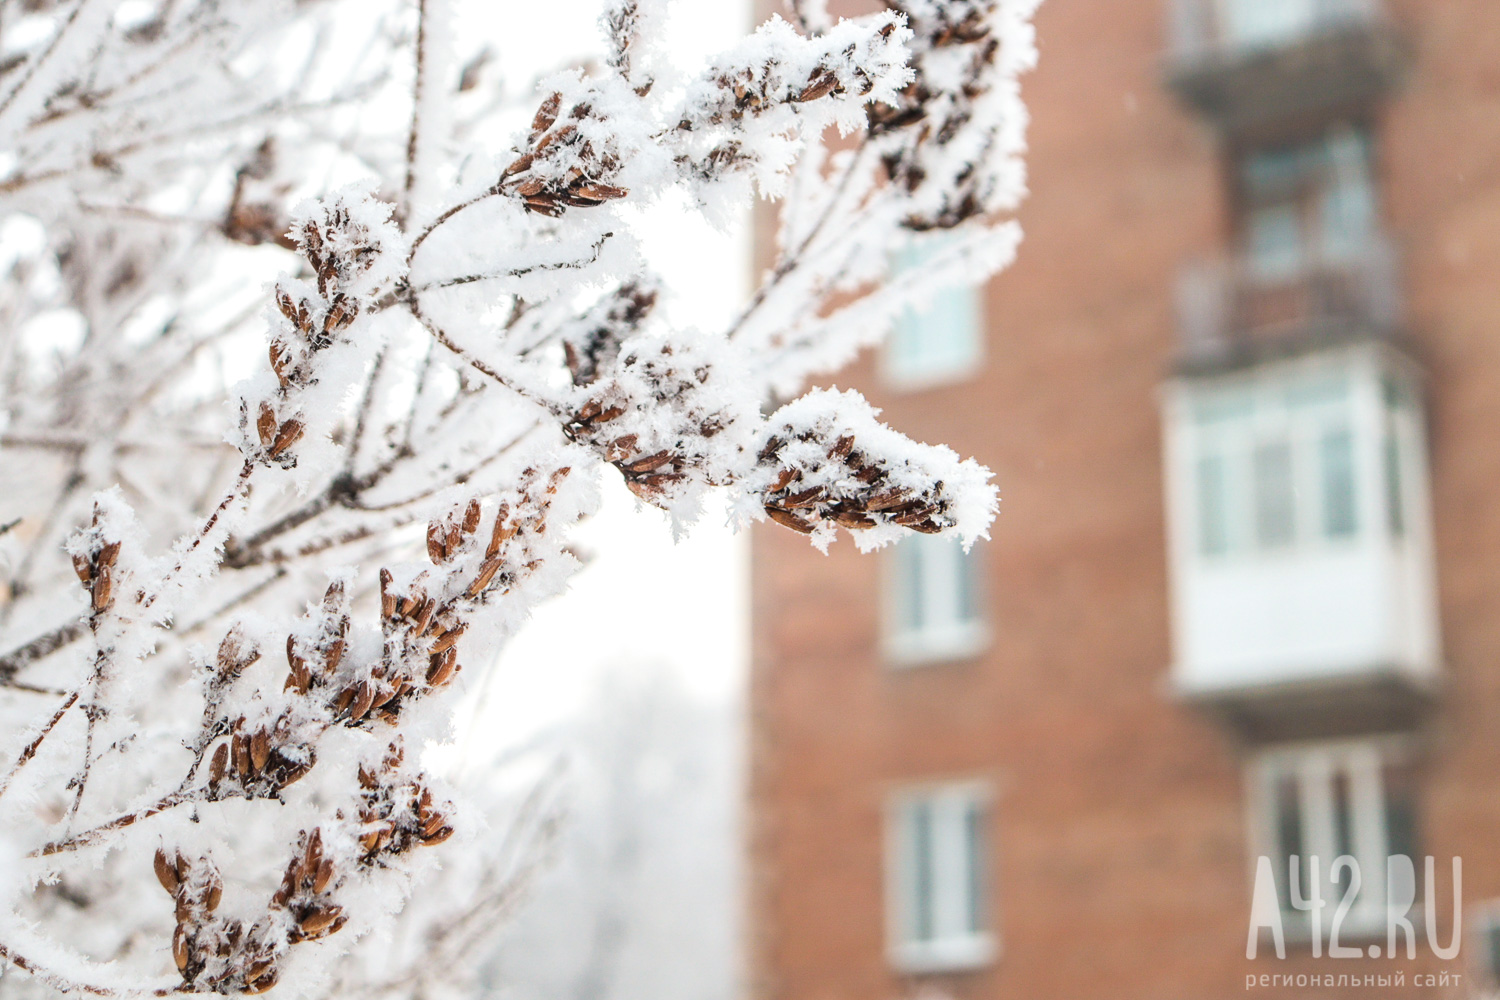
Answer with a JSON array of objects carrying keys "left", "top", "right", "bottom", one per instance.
[
  {"left": 726, "top": 139, "right": 869, "bottom": 341},
  {"left": 0, "top": 689, "right": 78, "bottom": 801},
  {"left": 0, "top": 622, "right": 86, "bottom": 684},
  {"left": 0, "top": 939, "right": 179, "bottom": 997},
  {"left": 35, "top": 788, "right": 200, "bottom": 858},
  {"left": 410, "top": 231, "right": 615, "bottom": 293}
]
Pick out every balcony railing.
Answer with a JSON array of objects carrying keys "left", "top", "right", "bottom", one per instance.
[
  {"left": 1168, "top": 0, "right": 1383, "bottom": 67},
  {"left": 1164, "top": 0, "right": 1404, "bottom": 133},
  {"left": 1175, "top": 237, "right": 1401, "bottom": 366}
]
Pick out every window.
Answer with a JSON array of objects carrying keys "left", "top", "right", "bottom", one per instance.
[
  {"left": 889, "top": 784, "right": 994, "bottom": 972},
  {"left": 1219, "top": 0, "right": 1320, "bottom": 50},
  {"left": 1251, "top": 740, "right": 1420, "bottom": 940},
  {"left": 1239, "top": 128, "right": 1377, "bottom": 278},
  {"left": 885, "top": 244, "right": 983, "bottom": 388},
  {"left": 1473, "top": 904, "right": 1500, "bottom": 989},
  {"left": 1188, "top": 372, "right": 1364, "bottom": 559},
  {"left": 886, "top": 535, "right": 986, "bottom": 664}
]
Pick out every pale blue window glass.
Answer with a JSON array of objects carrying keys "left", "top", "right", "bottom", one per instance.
[
  {"left": 1320, "top": 132, "right": 1377, "bottom": 261},
  {"left": 1253, "top": 440, "right": 1296, "bottom": 549},
  {"left": 888, "top": 245, "right": 982, "bottom": 385},
  {"left": 907, "top": 801, "right": 936, "bottom": 942},
  {"left": 1221, "top": 0, "right": 1318, "bottom": 49},
  {"left": 963, "top": 801, "right": 986, "bottom": 936},
  {"left": 1320, "top": 428, "right": 1358, "bottom": 539},
  {"left": 1245, "top": 204, "right": 1305, "bottom": 280}
]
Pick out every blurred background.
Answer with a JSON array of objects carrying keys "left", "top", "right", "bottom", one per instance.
[
  {"left": 493, "top": 1, "right": 1500, "bottom": 999},
  {"left": 747, "top": 2, "right": 1500, "bottom": 1000},
  {"left": 4, "top": 0, "right": 1500, "bottom": 999}
]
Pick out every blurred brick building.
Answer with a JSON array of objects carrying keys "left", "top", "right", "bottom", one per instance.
[{"left": 749, "top": 2, "right": 1500, "bottom": 998}]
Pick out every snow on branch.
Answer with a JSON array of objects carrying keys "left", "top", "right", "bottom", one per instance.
[
  {"left": 0, "top": 0, "right": 1036, "bottom": 995},
  {"left": 749, "top": 388, "right": 996, "bottom": 553}
]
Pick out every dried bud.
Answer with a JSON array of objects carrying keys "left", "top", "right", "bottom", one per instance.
[
  {"left": 154, "top": 848, "right": 180, "bottom": 895},
  {"left": 209, "top": 742, "right": 229, "bottom": 786}
]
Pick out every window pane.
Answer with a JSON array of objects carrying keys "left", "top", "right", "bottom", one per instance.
[
  {"left": 909, "top": 802, "right": 935, "bottom": 942},
  {"left": 1197, "top": 452, "right": 1230, "bottom": 555},
  {"left": 1246, "top": 204, "right": 1305, "bottom": 280},
  {"left": 955, "top": 543, "right": 980, "bottom": 625},
  {"left": 963, "top": 801, "right": 985, "bottom": 936},
  {"left": 894, "top": 540, "right": 926, "bottom": 635},
  {"left": 1320, "top": 175, "right": 1376, "bottom": 262},
  {"left": 1484, "top": 920, "right": 1500, "bottom": 984},
  {"left": 1320, "top": 428, "right": 1358, "bottom": 538},
  {"left": 1385, "top": 430, "right": 1406, "bottom": 537},
  {"left": 1383, "top": 762, "right": 1419, "bottom": 868},
  {"left": 1221, "top": 0, "right": 1318, "bottom": 48},
  {"left": 889, "top": 244, "right": 981, "bottom": 383},
  {"left": 1331, "top": 770, "right": 1355, "bottom": 898},
  {"left": 1253, "top": 440, "right": 1296, "bottom": 548},
  {"left": 1274, "top": 771, "right": 1305, "bottom": 909}
]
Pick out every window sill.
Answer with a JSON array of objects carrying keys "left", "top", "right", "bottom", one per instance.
[
  {"left": 891, "top": 934, "right": 997, "bottom": 975},
  {"left": 885, "top": 623, "right": 989, "bottom": 669},
  {"left": 881, "top": 364, "right": 981, "bottom": 395},
  {"left": 1271, "top": 905, "right": 1426, "bottom": 950}
]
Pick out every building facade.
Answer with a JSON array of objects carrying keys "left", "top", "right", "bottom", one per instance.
[{"left": 749, "top": 2, "right": 1500, "bottom": 998}]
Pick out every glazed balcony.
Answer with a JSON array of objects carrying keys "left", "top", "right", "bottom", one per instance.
[
  {"left": 1166, "top": 0, "right": 1406, "bottom": 134},
  {"left": 1162, "top": 337, "right": 1441, "bottom": 744}
]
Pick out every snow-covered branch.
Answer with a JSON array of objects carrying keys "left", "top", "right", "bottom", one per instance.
[{"left": 0, "top": 0, "right": 1035, "bottom": 995}]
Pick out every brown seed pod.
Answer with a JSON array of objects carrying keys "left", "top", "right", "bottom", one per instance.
[
  {"left": 256, "top": 402, "right": 278, "bottom": 448},
  {"left": 208, "top": 742, "right": 229, "bottom": 785},
  {"left": 90, "top": 567, "right": 114, "bottom": 614},
  {"left": 304, "top": 828, "right": 323, "bottom": 872},
  {"left": 232, "top": 733, "right": 252, "bottom": 779},
  {"left": 243, "top": 958, "right": 277, "bottom": 994},
  {"left": 487, "top": 504, "right": 513, "bottom": 556},
  {"left": 379, "top": 568, "right": 396, "bottom": 618},
  {"left": 346, "top": 681, "right": 375, "bottom": 722},
  {"left": 268, "top": 419, "right": 304, "bottom": 459},
  {"left": 250, "top": 729, "right": 271, "bottom": 773},
  {"left": 279, "top": 758, "right": 313, "bottom": 788},
  {"left": 426, "top": 647, "right": 458, "bottom": 687},
  {"left": 412, "top": 598, "right": 438, "bottom": 637},
  {"left": 312, "top": 859, "right": 334, "bottom": 894},
  {"left": 171, "top": 924, "right": 190, "bottom": 972},
  {"left": 764, "top": 506, "right": 814, "bottom": 534},
  {"left": 467, "top": 556, "right": 503, "bottom": 597},
  {"left": 323, "top": 636, "right": 345, "bottom": 675},
  {"left": 154, "top": 848, "right": 180, "bottom": 895},
  {"left": 428, "top": 624, "right": 466, "bottom": 656},
  {"left": 298, "top": 905, "right": 343, "bottom": 936}
]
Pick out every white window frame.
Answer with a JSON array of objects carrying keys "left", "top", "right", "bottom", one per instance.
[
  {"left": 884, "top": 535, "right": 988, "bottom": 667},
  {"left": 1179, "top": 358, "right": 1386, "bottom": 565},
  {"left": 1470, "top": 901, "right": 1500, "bottom": 989},
  {"left": 1246, "top": 737, "right": 1420, "bottom": 944},
  {"left": 886, "top": 781, "right": 997, "bottom": 974},
  {"left": 882, "top": 243, "right": 984, "bottom": 391}
]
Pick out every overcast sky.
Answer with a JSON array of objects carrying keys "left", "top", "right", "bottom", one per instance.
[{"left": 452, "top": 0, "right": 754, "bottom": 754}]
